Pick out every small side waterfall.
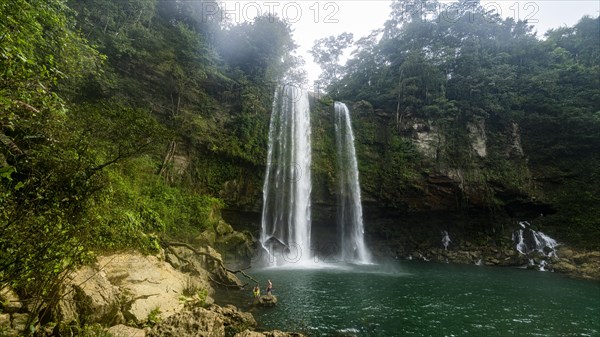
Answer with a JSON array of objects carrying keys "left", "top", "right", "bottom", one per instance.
[
  {"left": 441, "top": 231, "right": 451, "bottom": 251},
  {"left": 334, "top": 102, "right": 370, "bottom": 264},
  {"left": 512, "top": 221, "right": 559, "bottom": 271},
  {"left": 512, "top": 221, "right": 558, "bottom": 257},
  {"left": 260, "top": 85, "right": 312, "bottom": 265}
]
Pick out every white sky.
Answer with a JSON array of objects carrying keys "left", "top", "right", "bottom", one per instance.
[{"left": 219, "top": 1, "right": 600, "bottom": 86}]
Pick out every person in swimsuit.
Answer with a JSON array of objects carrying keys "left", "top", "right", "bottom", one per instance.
[{"left": 266, "top": 279, "right": 273, "bottom": 295}]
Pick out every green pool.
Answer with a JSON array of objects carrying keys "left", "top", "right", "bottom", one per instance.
[{"left": 220, "top": 261, "right": 600, "bottom": 337}]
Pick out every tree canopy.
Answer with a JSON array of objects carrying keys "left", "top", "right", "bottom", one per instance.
[{"left": 316, "top": 0, "right": 599, "bottom": 247}]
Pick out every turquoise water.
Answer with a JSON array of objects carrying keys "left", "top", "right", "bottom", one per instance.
[{"left": 222, "top": 261, "right": 600, "bottom": 337}]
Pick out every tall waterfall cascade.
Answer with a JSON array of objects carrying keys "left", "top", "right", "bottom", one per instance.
[
  {"left": 334, "top": 102, "right": 371, "bottom": 263},
  {"left": 260, "top": 86, "right": 312, "bottom": 265}
]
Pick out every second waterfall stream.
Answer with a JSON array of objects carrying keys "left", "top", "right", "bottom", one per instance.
[{"left": 334, "top": 102, "right": 370, "bottom": 264}]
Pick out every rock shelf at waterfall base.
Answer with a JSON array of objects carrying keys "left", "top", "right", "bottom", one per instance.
[
  {"left": 374, "top": 242, "right": 600, "bottom": 281},
  {"left": 365, "top": 220, "right": 600, "bottom": 280}
]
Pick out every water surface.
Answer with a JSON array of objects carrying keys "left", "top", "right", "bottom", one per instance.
[{"left": 220, "top": 261, "right": 600, "bottom": 337}]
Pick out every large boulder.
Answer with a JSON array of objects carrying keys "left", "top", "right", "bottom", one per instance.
[
  {"left": 557, "top": 246, "right": 575, "bottom": 259},
  {"left": 216, "top": 231, "right": 254, "bottom": 269},
  {"left": 168, "top": 245, "right": 243, "bottom": 289},
  {"left": 0, "top": 313, "right": 11, "bottom": 333},
  {"left": 58, "top": 266, "right": 121, "bottom": 325},
  {"left": 553, "top": 260, "right": 578, "bottom": 273},
  {"left": 253, "top": 295, "right": 277, "bottom": 307},
  {"left": 570, "top": 251, "right": 600, "bottom": 280},
  {"left": 58, "top": 251, "right": 213, "bottom": 326},
  {"left": 96, "top": 253, "right": 192, "bottom": 324},
  {"left": 196, "top": 229, "right": 218, "bottom": 246},
  {"left": 10, "top": 313, "right": 28, "bottom": 333},
  {"left": 207, "top": 304, "right": 256, "bottom": 337},
  {"left": 215, "top": 221, "right": 235, "bottom": 237},
  {"left": 147, "top": 304, "right": 301, "bottom": 337},
  {"left": 191, "top": 220, "right": 254, "bottom": 270},
  {"left": 0, "top": 287, "right": 22, "bottom": 313}
]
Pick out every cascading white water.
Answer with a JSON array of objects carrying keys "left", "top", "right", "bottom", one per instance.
[
  {"left": 334, "top": 102, "right": 370, "bottom": 264},
  {"left": 260, "top": 85, "right": 312, "bottom": 265},
  {"left": 512, "top": 221, "right": 558, "bottom": 257},
  {"left": 532, "top": 231, "right": 558, "bottom": 258},
  {"left": 441, "top": 231, "right": 451, "bottom": 251},
  {"left": 513, "top": 229, "right": 527, "bottom": 255}
]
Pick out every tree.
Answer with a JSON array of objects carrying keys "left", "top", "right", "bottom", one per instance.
[
  {"left": 217, "top": 14, "right": 299, "bottom": 83},
  {"left": 310, "top": 32, "right": 354, "bottom": 94},
  {"left": 1, "top": 0, "right": 103, "bottom": 325}
]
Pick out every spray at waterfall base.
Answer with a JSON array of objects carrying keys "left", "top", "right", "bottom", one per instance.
[{"left": 253, "top": 240, "right": 375, "bottom": 266}]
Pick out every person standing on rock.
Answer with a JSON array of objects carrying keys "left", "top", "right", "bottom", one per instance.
[
  {"left": 266, "top": 279, "right": 273, "bottom": 295},
  {"left": 253, "top": 284, "right": 260, "bottom": 298}
]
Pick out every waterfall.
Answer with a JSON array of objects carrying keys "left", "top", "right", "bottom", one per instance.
[
  {"left": 512, "top": 221, "right": 558, "bottom": 257},
  {"left": 334, "top": 102, "right": 370, "bottom": 264},
  {"left": 513, "top": 229, "right": 527, "bottom": 255},
  {"left": 441, "top": 231, "right": 451, "bottom": 251},
  {"left": 260, "top": 85, "right": 312, "bottom": 265}
]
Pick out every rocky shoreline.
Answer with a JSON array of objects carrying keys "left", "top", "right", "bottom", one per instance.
[
  {"left": 0, "top": 245, "right": 303, "bottom": 337},
  {"left": 375, "top": 243, "right": 600, "bottom": 281}
]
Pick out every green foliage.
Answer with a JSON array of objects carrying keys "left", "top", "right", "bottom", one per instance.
[
  {"left": 1, "top": 0, "right": 302, "bottom": 330},
  {"left": 310, "top": 33, "right": 354, "bottom": 91},
  {"left": 310, "top": 99, "right": 422, "bottom": 207},
  {"left": 146, "top": 307, "right": 162, "bottom": 327},
  {"left": 542, "top": 162, "right": 600, "bottom": 250},
  {"left": 85, "top": 157, "right": 224, "bottom": 249},
  {"left": 325, "top": 2, "right": 599, "bottom": 247},
  {"left": 1, "top": 0, "right": 106, "bottom": 322},
  {"left": 79, "top": 323, "right": 113, "bottom": 337},
  {"left": 196, "top": 288, "right": 208, "bottom": 307},
  {"left": 378, "top": 134, "right": 420, "bottom": 206},
  {"left": 310, "top": 101, "right": 337, "bottom": 201}
]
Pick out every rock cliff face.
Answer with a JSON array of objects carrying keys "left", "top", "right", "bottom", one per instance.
[
  {"left": 209, "top": 98, "right": 597, "bottom": 279},
  {"left": 223, "top": 100, "right": 559, "bottom": 262}
]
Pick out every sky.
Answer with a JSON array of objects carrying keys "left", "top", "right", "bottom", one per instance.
[{"left": 219, "top": 1, "right": 600, "bottom": 86}]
